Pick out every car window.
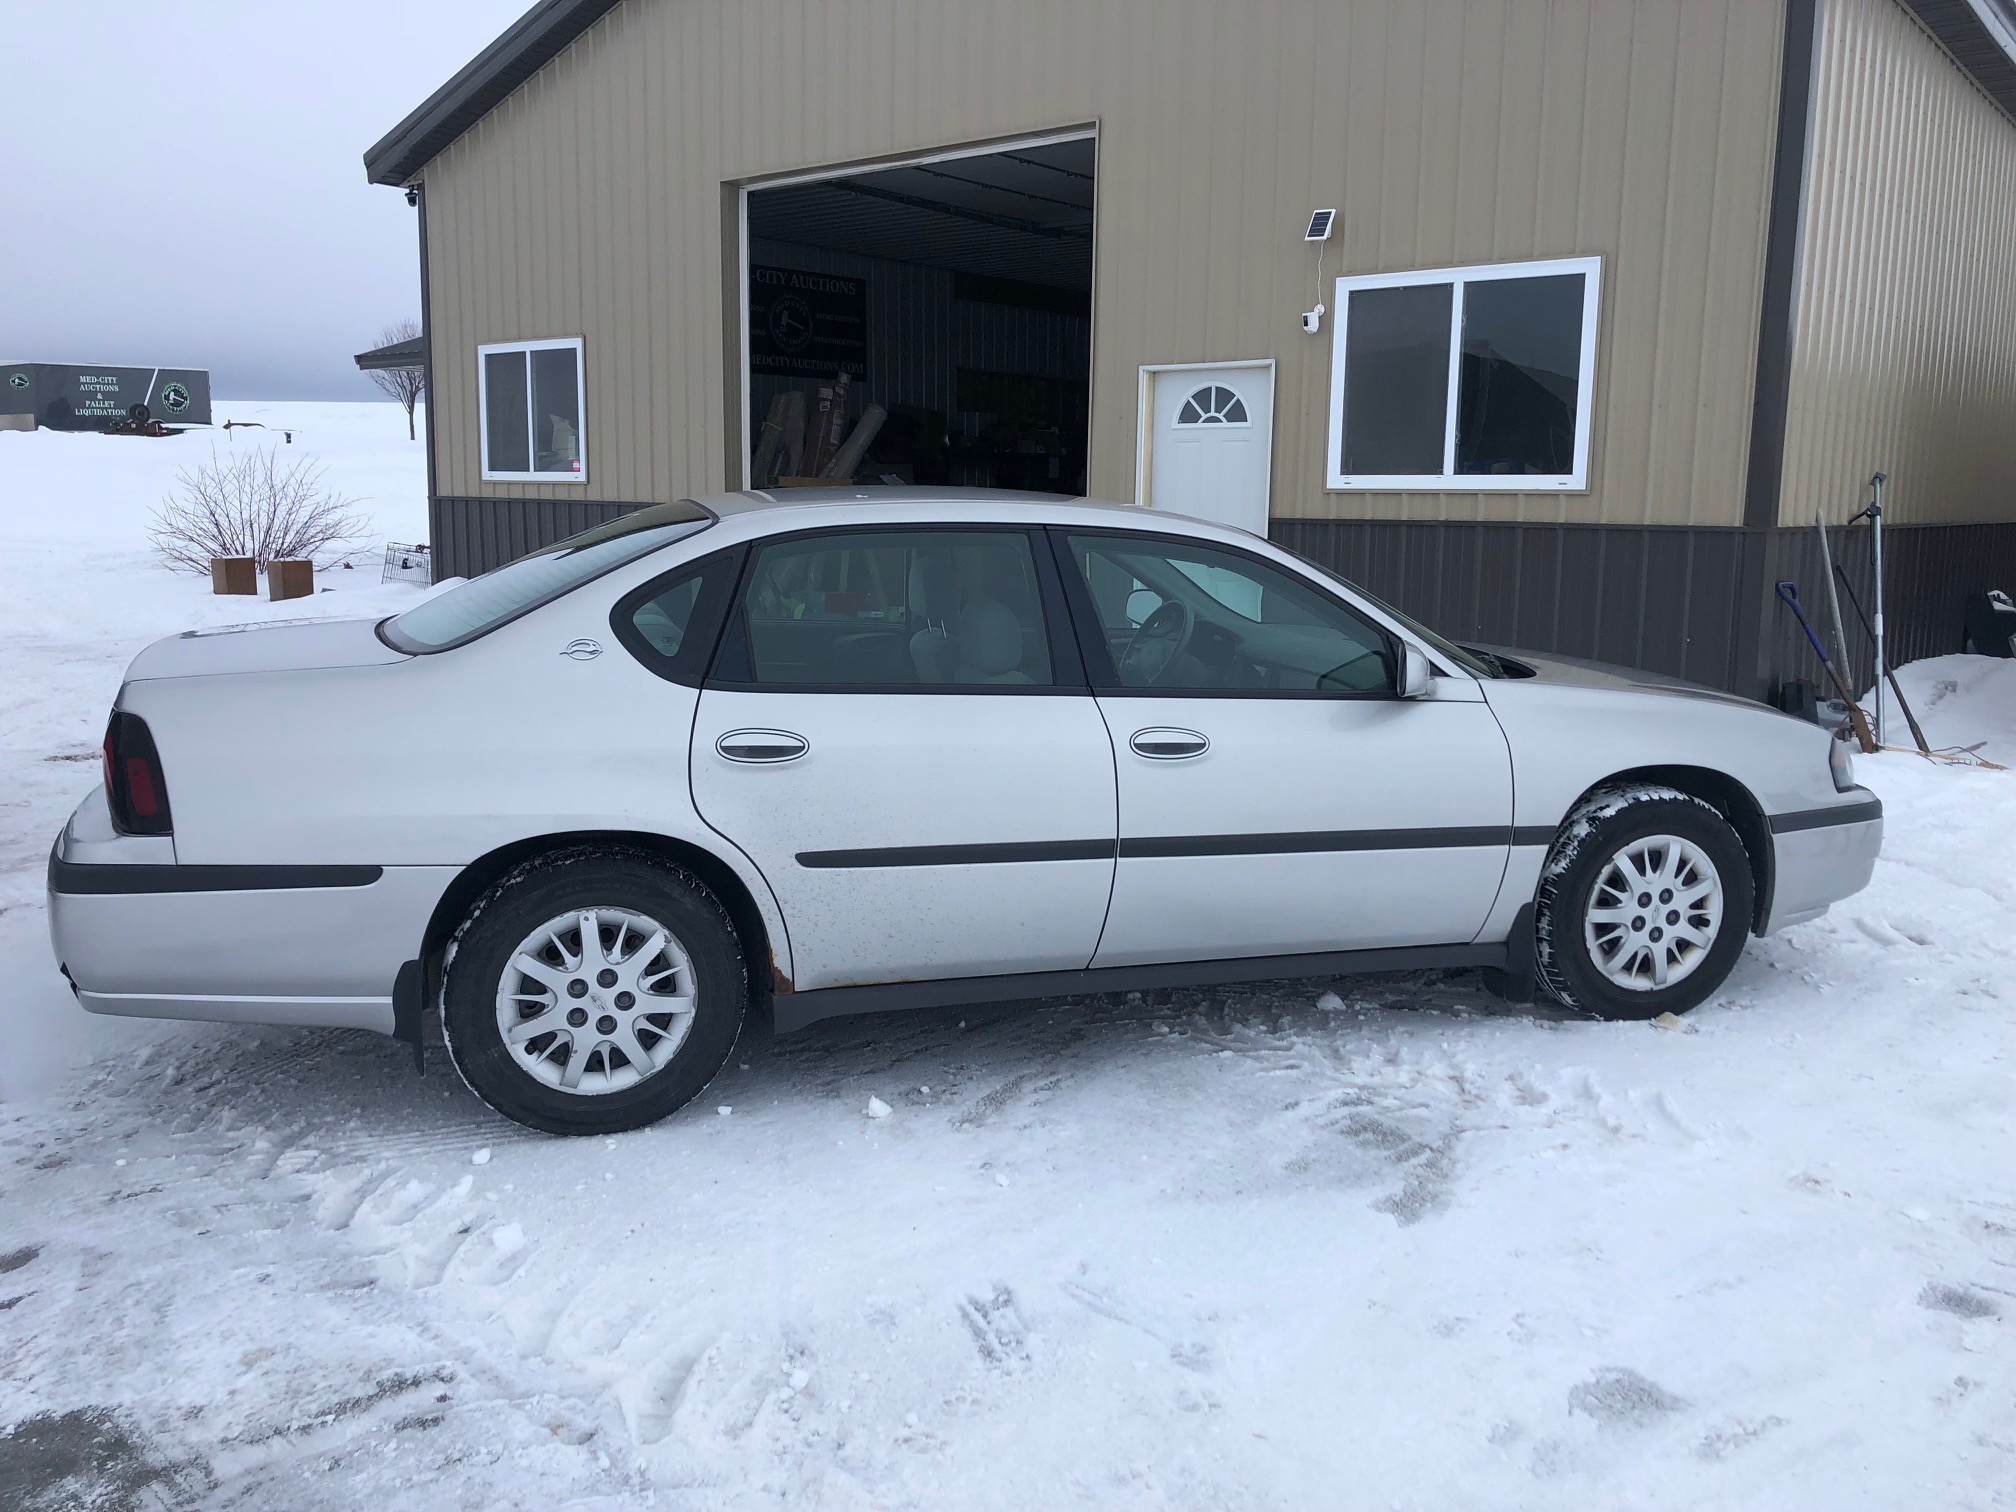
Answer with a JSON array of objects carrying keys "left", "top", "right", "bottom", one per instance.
[
  {"left": 734, "top": 530, "right": 1053, "bottom": 687},
  {"left": 611, "top": 548, "right": 742, "bottom": 685},
  {"left": 1065, "top": 533, "right": 1394, "bottom": 694},
  {"left": 1279, "top": 547, "right": 1499, "bottom": 678},
  {"left": 380, "top": 500, "right": 712, "bottom": 653}
]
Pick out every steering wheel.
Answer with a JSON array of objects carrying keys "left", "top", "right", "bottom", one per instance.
[{"left": 1117, "top": 599, "right": 1196, "bottom": 687}]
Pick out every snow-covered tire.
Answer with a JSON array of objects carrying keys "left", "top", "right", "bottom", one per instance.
[
  {"left": 1534, "top": 785, "right": 1754, "bottom": 1021},
  {"left": 440, "top": 847, "right": 747, "bottom": 1136}
]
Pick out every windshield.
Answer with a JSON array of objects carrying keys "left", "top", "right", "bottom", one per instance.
[
  {"left": 1281, "top": 548, "right": 1500, "bottom": 678},
  {"left": 380, "top": 501, "right": 713, "bottom": 653}
]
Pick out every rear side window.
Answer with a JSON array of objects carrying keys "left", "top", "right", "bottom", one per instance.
[
  {"left": 380, "top": 501, "right": 712, "bottom": 653},
  {"left": 611, "top": 548, "right": 743, "bottom": 685},
  {"left": 724, "top": 529, "right": 1054, "bottom": 688}
]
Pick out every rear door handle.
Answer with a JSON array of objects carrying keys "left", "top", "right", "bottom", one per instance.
[
  {"left": 1129, "top": 727, "right": 1209, "bottom": 760},
  {"left": 716, "top": 729, "right": 809, "bottom": 764}
]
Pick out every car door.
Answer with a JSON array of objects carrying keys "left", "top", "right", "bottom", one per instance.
[
  {"left": 1053, "top": 528, "right": 1514, "bottom": 969},
  {"left": 689, "top": 524, "right": 1118, "bottom": 992}
]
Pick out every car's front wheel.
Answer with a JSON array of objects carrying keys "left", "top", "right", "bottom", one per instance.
[
  {"left": 1535, "top": 785, "right": 1754, "bottom": 1020},
  {"left": 441, "top": 848, "right": 747, "bottom": 1135}
]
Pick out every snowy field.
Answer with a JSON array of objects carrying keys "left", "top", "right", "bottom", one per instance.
[{"left": 2, "top": 412, "right": 2013, "bottom": 1510}]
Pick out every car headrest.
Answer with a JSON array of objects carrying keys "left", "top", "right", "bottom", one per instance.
[{"left": 958, "top": 599, "right": 1024, "bottom": 677}]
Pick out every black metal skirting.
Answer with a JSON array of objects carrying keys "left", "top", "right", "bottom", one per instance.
[
  {"left": 1274, "top": 518, "right": 2016, "bottom": 698},
  {"left": 430, "top": 496, "right": 649, "bottom": 580},
  {"left": 1274, "top": 519, "right": 1752, "bottom": 690},
  {"left": 1753, "top": 519, "right": 2016, "bottom": 698}
]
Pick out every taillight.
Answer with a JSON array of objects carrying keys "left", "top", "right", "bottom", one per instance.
[{"left": 103, "top": 711, "right": 173, "bottom": 835}]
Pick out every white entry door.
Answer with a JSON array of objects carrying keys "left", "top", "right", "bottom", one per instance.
[{"left": 1146, "top": 363, "right": 1275, "bottom": 535}]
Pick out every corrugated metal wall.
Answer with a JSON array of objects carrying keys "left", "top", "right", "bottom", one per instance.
[
  {"left": 1274, "top": 519, "right": 1751, "bottom": 687},
  {"left": 417, "top": 0, "right": 1787, "bottom": 531},
  {"left": 1756, "top": 520, "right": 2016, "bottom": 692},
  {"left": 1779, "top": 0, "right": 2016, "bottom": 529},
  {"left": 430, "top": 496, "right": 649, "bottom": 579}
]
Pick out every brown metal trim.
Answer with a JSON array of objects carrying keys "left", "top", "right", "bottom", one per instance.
[
  {"left": 1742, "top": 0, "right": 1823, "bottom": 535},
  {"left": 722, "top": 182, "right": 744, "bottom": 492},
  {"left": 416, "top": 182, "right": 440, "bottom": 583},
  {"left": 1730, "top": 0, "right": 1824, "bottom": 698}
]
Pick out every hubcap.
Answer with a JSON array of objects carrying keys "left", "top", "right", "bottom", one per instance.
[
  {"left": 495, "top": 907, "right": 696, "bottom": 1095},
  {"left": 1582, "top": 835, "right": 1724, "bottom": 992}
]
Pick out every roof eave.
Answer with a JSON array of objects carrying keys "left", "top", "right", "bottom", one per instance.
[
  {"left": 354, "top": 338, "right": 426, "bottom": 372},
  {"left": 1900, "top": 0, "right": 2016, "bottom": 122},
  {"left": 362, "top": 0, "right": 624, "bottom": 187}
]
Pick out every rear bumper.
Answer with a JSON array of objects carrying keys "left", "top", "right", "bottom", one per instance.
[
  {"left": 48, "top": 793, "right": 455, "bottom": 1036},
  {"left": 72, "top": 987, "right": 401, "bottom": 1033},
  {"left": 1763, "top": 793, "right": 1883, "bottom": 933}
]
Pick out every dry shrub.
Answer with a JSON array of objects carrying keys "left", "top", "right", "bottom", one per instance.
[{"left": 150, "top": 446, "right": 367, "bottom": 572}]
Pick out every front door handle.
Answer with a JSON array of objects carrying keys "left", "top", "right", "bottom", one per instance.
[
  {"left": 716, "top": 729, "right": 809, "bottom": 764},
  {"left": 1129, "top": 727, "right": 1209, "bottom": 760}
]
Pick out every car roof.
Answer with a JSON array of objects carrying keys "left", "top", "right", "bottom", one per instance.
[{"left": 694, "top": 485, "right": 1236, "bottom": 536}]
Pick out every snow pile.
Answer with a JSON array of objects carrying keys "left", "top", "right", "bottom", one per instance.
[{"left": 1874, "top": 652, "right": 2016, "bottom": 767}]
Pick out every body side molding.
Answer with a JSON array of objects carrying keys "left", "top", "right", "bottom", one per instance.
[{"left": 49, "top": 853, "right": 386, "bottom": 895}]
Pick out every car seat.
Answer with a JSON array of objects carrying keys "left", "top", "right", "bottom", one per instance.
[{"left": 952, "top": 599, "right": 1032, "bottom": 683}]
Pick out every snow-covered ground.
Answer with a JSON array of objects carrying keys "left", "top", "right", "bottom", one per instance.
[
  {"left": 0, "top": 403, "right": 431, "bottom": 1097},
  {"left": 1, "top": 415, "right": 2012, "bottom": 1509}
]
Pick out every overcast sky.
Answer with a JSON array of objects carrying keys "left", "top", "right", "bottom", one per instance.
[{"left": 1, "top": 0, "right": 529, "bottom": 400}]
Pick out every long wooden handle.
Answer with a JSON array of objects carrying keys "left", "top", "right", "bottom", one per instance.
[
  {"left": 1884, "top": 667, "right": 1932, "bottom": 754},
  {"left": 1779, "top": 581, "right": 1878, "bottom": 753}
]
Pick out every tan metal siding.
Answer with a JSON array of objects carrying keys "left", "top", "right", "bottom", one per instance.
[
  {"left": 420, "top": 0, "right": 1785, "bottom": 529},
  {"left": 1780, "top": 0, "right": 2016, "bottom": 527}
]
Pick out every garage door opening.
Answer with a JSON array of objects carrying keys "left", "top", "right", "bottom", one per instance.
[{"left": 743, "top": 134, "right": 1094, "bottom": 495}]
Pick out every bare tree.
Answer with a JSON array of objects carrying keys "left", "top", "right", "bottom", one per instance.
[
  {"left": 150, "top": 446, "right": 367, "bottom": 573},
  {"left": 367, "top": 317, "right": 426, "bottom": 440}
]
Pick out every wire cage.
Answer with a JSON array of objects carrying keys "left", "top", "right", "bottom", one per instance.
[{"left": 381, "top": 542, "right": 433, "bottom": 585}]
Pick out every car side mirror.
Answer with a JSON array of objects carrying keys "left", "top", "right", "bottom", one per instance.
[{"left": 1399, "top": 643, "right": 1433, "bottom": 699}]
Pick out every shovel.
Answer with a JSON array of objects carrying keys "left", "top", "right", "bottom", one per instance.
[{"left": 1776, "top": 581, "right": 1878, "bottom": 753}]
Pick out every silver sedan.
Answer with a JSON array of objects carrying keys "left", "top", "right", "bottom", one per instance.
[{"left": 49, "top": 489, "right": 1881, "bottom": 1134}]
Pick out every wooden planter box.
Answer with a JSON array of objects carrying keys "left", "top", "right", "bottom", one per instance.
[
  {"left": 267, "top": 559, "right": 314, "bottom": 601},
  {"left": 210, "top": 556, "right": 256, "bottom": 595}
]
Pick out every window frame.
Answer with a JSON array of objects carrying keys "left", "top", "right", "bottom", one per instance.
[
  {"left": 704, "top": 522, "right": 1090, "bottom": 696},
  {"left": 477, "top": 336, "right": 588, "bottom": 484},
  {"left": 1045, "top": 526, "right": 1402, "bottom": 701},
  {"left": 608, "top": 545, "right": 747, "bottom": 687},
  {"left": 1174, "top": 384, "right": 1253, "bottom": 428},
  {"left": 1324, "top": 254, "right": 1601, "bottom": 493}
]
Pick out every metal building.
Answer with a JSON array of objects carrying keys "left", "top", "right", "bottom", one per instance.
[{"left": 364, "top": 0, "right": 2016, "bottom": 698}]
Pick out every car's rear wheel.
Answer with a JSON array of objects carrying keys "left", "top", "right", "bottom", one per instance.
[
  {"left": 1535, "top": 785, "right": 1754, "bottom": 1021},
  {"left": 441, "top": 848, "right": 747, "bottom": 1135}
]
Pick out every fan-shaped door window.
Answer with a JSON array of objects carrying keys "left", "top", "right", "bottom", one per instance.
[{"left": 1175, "top": 384, "right": 1250, "bottom": 426}]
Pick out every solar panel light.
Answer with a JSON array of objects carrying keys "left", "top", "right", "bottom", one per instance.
[{"left": 1304, "top": 208, "right": 1336, "bottom": 242}]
